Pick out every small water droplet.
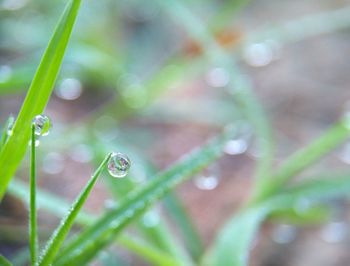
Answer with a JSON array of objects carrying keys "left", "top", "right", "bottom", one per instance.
[
  {"left": 243, "top": 40, "right": 280, "bottom": 67},
  {"left": 0, "top": 65, "right": 12, "bottom": 83},
  {"left": 194, "top": 165, "right": 220, "bottom": 190},
  {"left": 320, "top": 222, "right": 348, "bottom": 244},
  {"left": 69, "top": 144, "right": 93, "bottom": 163},
  {"left": 42, "top": 152, "right": 64, "bottom": 175},
  {"left": 142, "top": 210, "right": 160, "bottom": 227},
  {"left": 206, "top": 67, "right": 230, "bottom": 88},
  {"left": 272, "top": 224, "right": 297, "bottom": 244},
  {"left": 224, "top": 139, "right": 248, "bottom": 155},
  {"left": 55, "top": 78, "right": 83, "bottom": 100},
  {"left": 32, "top": 115, "right": 51, "bottom": 136},
  {"left": 28, "top": 139, "right": 40, "bottom": 147},
  {"left": 107, "top": 152, "right": 131, "bottom": 178}
]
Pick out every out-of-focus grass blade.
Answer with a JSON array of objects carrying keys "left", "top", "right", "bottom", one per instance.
[
  {"left": 37, "top": 154, "right": 111, "bottom": 266},
  {"left": 163, "top": 193, "right": 203, "bottom": 261},
  {"left": 29, "top": 126, "right": 38, "bottom": 265},
  {"left": 8, "top": 179, "right": 180, "bottom": 266},
  {"left": 206, "top": 174, "right": 350, "bottom": 266},
  {"left": 0, "top": 255, "right": 13, "bottom": 266},
  {"left": 54, "top": 127, "right": 236, "bottom": 266},
  {"left": 0, "top": 0, "right": 82, "bottom": 200}
]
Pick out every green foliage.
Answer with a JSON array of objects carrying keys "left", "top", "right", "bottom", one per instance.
[
  {"left": 0, "top": 0, "right": 82, "bottom": 199},
  {"left": 1, "top": 0, "right": 350, "bottom": 266}
]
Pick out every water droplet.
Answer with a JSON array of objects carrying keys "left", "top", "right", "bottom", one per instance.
[
  {"left": 272, "top": 224, "right": 297, "bottom": 244},
  {"left": 320, "top": 222, "right": 348, "bottom": 243},
  {"left": 142, "top": 210, "right": 160, "bottom": 227},
  {"left": 243, "top": 40, "right": 280, "bottom": 67},
  {"left": 32, "top": 115, "right": 51, "bottom": 136},
  {"left": 194, "top": 165, "right": 220, "bottom": 190},
  {"left": 224, "top": 139, "right": 248, "bottom": 155},
  {"left": 42, "top": 152, "right": 64, "bottom": 175},
  {"left": 107, "top": 152, "right": 131, "bottom": 178},
  {"left": 55, "top": 78, "right": 83, "bottom": 100},
  {"left": 0, "top": 65, "right": 12, "bottom": 83},
  {"left": 28, "top": 139, "right": 40, "bottom": 147},
  {"left": 206, "top": 67, "right": 230, "bottom": 88},
  {"left": 69, "top": 144, "right": 93, "bottom": 163}
]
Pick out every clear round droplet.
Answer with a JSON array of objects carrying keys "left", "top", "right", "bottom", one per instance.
[
  {"left": 224, "top": 139, "right": 248, "bottom": 155},
  {"left": 243, "top": 40, "right": 280, "bottom": 67},
  {"left": 272, "top": 224, "right": 297, "bottom": 244},
  {"left": 107, "top": 152, "right": 131, "bottom": 178},
  {"left": 55, "top": 78, "right": 83, "bottom": 100},
  {"left": 194, "top": 164, "right": 220, "bottom": 190},
  {"left": 320, "top": 222, "right": 348, "bottom": 244},
  {"left": 32, "top": 114, "right": 51, "bottom": 136}
]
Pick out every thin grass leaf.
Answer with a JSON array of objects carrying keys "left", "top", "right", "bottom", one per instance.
[
  {"left": 206, "top": 174, "right": 350, "bottom": 266},
  {"left": 0, "top": 0, "right": 82, "bottom": 200},
  {"left": 8, "top": 180, "right": 179, "bottom": 266},
  {"left": 37, "top": 153, "right": 111, "bottom": 266},
  {"left": 254, "top": 121, "right": 350, "bottom": 201},
  {"left": 29, "top": 125, "right": 38, "bottom": 265},
  {"left": 163, "top": 193, "right": 203, "bottom": 261},
  {"left": 0, "top": 255, "right": 13, "bottom": 266},
  {"left": 54, "top": 127, "right": 236, "bottom": 266}
]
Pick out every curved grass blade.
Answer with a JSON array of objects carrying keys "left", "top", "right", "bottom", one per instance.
[
  {"left": 29, "top": 125, "right": 38, "bottom": 265},
  {"left": 8, "top": 180, "right": 179, "bottom": 266},
  {"left": 0, "top": 255, "right": 13, "bottom": 266},
  {"left": 0, "top": 0, "right": 82, "bottom": 200},
  {"left": 37, "top": 153, "right": 111, "bottom": 266},
  {"left": 54, "top": 127, "right": 236, "bottom": 266}
]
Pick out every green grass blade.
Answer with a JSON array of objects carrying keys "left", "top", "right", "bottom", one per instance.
[
  {"left": 0, "top": 0, "right": 82, "bottom": 200},
  {"left": 54, "top": 127, "right": 235, "bottom": 266},
  {"left": 254, "top": 121, "right": 350, "bottom": 201},
  {"left": 163, "top": 193, "right": 203, "bottom": 261},
  {"left": 8, "top": 179, "right": 179, "bottom": 266},
  {"left": 0, "top": 255, "right": 13, "bottom": 266},
  {"left": 29, "top": 126, "right": 38, "bottom": 265},
  {"left": 37, "top": 153, "right": 111, "bottom": 266}
]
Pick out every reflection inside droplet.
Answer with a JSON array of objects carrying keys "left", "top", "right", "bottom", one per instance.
[
  {"left": 32, "top": 114, "right": 52, "bottom": 136},
  {"left": 107, "top": 152, "right": 131, "bottom": 178},
  {"left": 55, "top": 78, "right": 83, "bottom": 100}
]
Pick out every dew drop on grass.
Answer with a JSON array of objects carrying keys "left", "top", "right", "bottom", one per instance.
[
  {"left": 194, "top": 164, "right": 220, "bottom": 190},
  {"left": 107, "top": 152, "right": 131, "bottom": 178},
  {"left": 55, "top": 78, "right": 83, "bottom": 100},
  {"left": 32, "top": 114, "right": 51, "bottom": 136},
  {"left": 224, "top": 139, "right": 248, "bottom": 155},
  {"left": 243, "top": 40, "right": 280, "bottom": 67}
]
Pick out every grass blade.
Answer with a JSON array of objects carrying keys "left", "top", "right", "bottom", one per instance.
[
  {"left": 29, "top": 125, "right": 38, "bottom": 265},
  {"left": 254, "top": 121, "right": 350, "bottom": 201},
  {"left": 54, "top": 127, "right": 235, "bottom": 266},
  {"left": 8, "top": 179, "right": 179, "bottom": 266},
  {"left": 0, "top": 255, "right": 13, "bottom": 266},
  {"left": 37, "top": 153, "right": 111, "bottom": 266},
  {"left": 0, "top": 0, "right": 82, "bottom": 200}
]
